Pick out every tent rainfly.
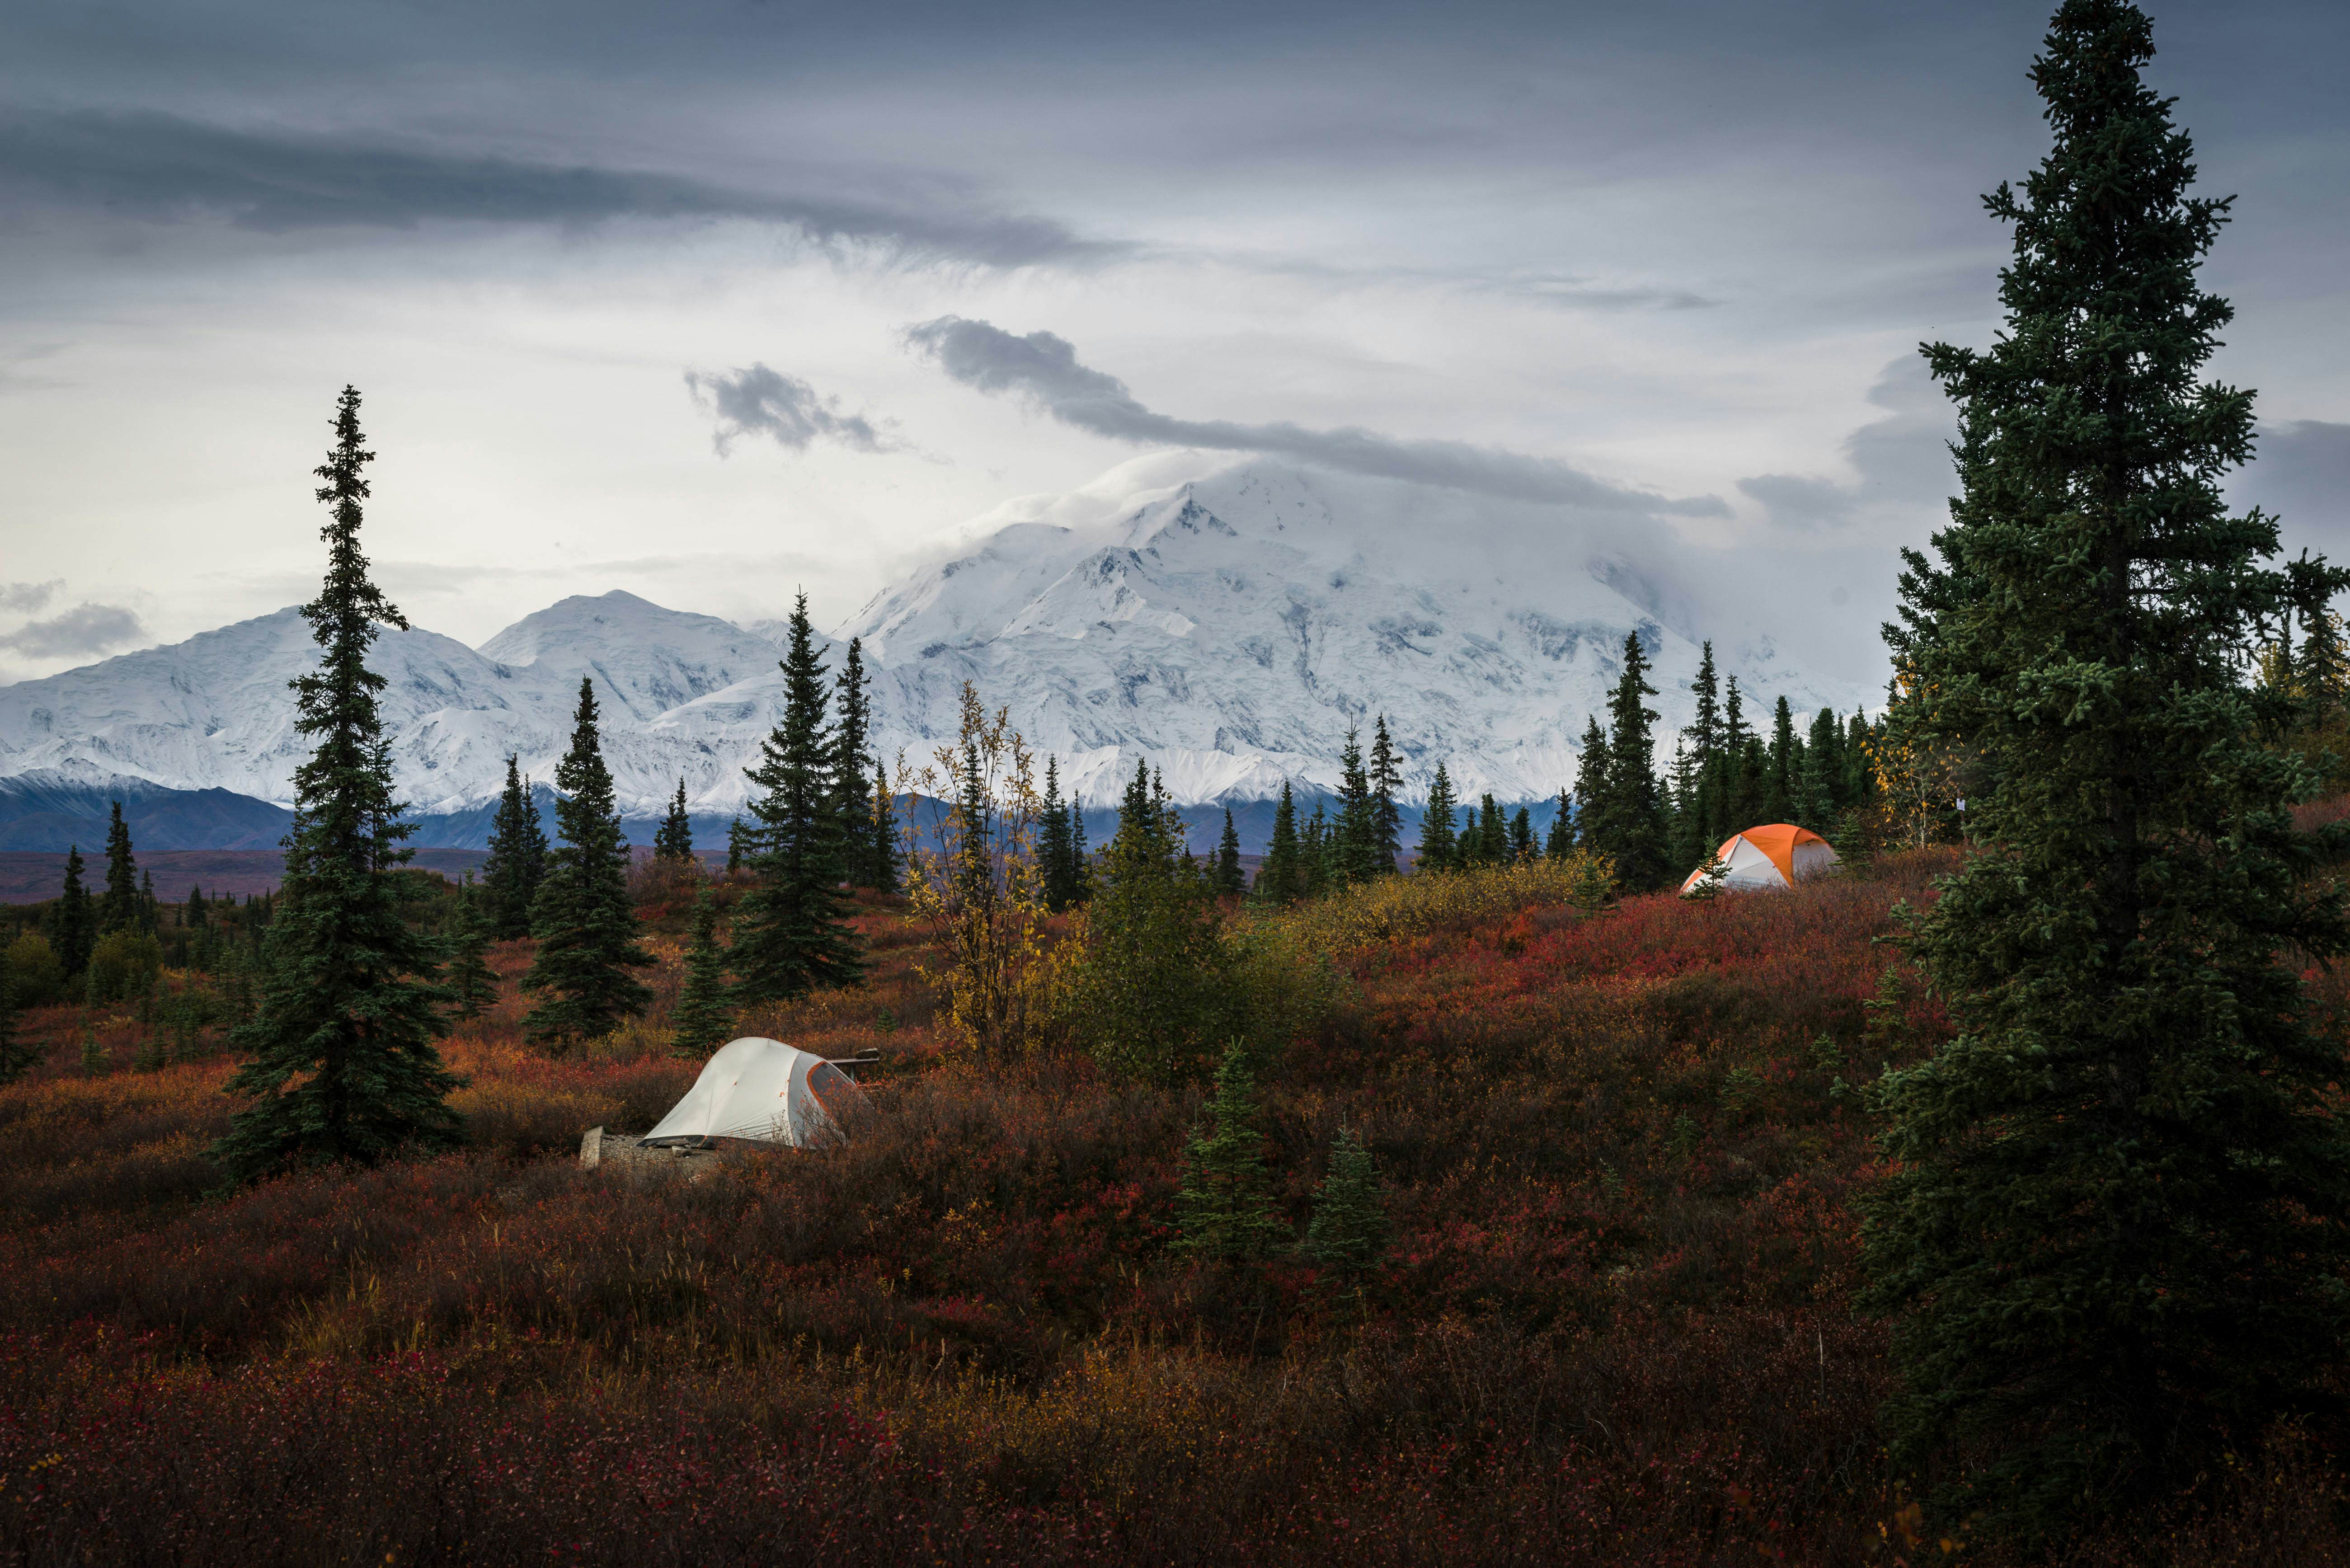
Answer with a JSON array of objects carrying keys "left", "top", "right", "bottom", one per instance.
[
  {"left": 1678, "top": 823, "right": 1840, "bottom": 896},
  {"left": 640, "top": 1037, "right": 862, "bottom": 1149}
]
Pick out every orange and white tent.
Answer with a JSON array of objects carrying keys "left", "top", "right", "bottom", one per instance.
[{"left": 1679, "top": 823, "right": 1840, "bottom": 896}]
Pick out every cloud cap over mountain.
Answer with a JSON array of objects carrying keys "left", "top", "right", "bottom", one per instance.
[{"left": 904, "top": 316, "right": 1728, "bottom": 517}]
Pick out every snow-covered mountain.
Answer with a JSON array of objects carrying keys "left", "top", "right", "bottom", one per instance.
[{"left": 0, "top": 453, "right": 1863, "bottom": 826}]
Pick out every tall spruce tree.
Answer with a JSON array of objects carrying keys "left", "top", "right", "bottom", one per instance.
[
  {"left": 1214, "top": 808, "right": 1246, "bottom": 897},
  {"left": 1544, "top": 788, "right": 1575, "bottom": 859},
  {"left": 1476, "top": 793, "right": 1507, "bottom": 864},
  {"left": 1333, "top": 728, "right": 1382, "bottom": 885},
  {"left": 669, "top": 886, "right": 736, "bottom": 1059},
  {"left": 99, "top": 803, "right": 138, "bottom": 933},
  {"left": 1570, "top": 716, "right": 1611, "bottom": 862},
  {"left": 52, "top": 847, "right": 92, "bottom": 978},
  {"left": 522, "top": 678, "right": 654, "bottom": 1048},
  {"left": 1038, "top": 756, "right": 1084, "bottom": 912},
  {"left": 1368, "top": 715, "right": 1404, "bottom": 873},
  {"left": 1863, "top": 0, "right": 2350, "bottom": 1535},
  {"left": 1416, "top": 764, "right": 1457, "bottom": 872},
  {"left": 831, "top": 636, "right": 878, "bottom": 887},
  {"left": 725, "top": 816, "right": 748, "bottom": 874},
  {"left": 732, "top": 593, "right": 865, "bottom": 1004},
  {"left": 479, "top": 756, "right": 544, "bottom": 940},
  {"left": 1684, "top": 640, "right": 1722, "bottom": 767},
  {"left": 1592, "top": 633, "right": 1669, "bottom": 889},
  {"left": 869, "top": 772, "right": 902, "bottom": 895},
  {"left": 213, "top": 387, "right": 463, "bottom": 1178},
  {"left": 1256, "top": 780, "right": 1304, "bottom": 902},
  {"left": 653, "top": 777, "right": 694, "bottom": 863},
  {"left": 1507, "top": 806, "right": 1533, "bottom": 862},
  {"left": 1762, "top": 696, "right": 1799, "bottom": 824}
]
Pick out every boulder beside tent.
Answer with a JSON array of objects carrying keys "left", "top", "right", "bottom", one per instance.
[
  {"left": 1678, "top": 823, "right": 1840, "bottom": 896},
  {"left": 639, "top": 1037, "right": 864, "bottom": 1149}
]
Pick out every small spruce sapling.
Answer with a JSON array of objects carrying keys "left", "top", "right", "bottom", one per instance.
[
  {"left": 445, "top": 878, "right": 501, "bottom": 1021},
  {"left": 1303, "top": 1125, "right": 1388, "bottom": 1276},
  {"left": 669, "top": 886, "right": 736, "bottom": 1060},
  {"left": 1173, "top": 1041, "right": 1289, "bottom": 1264}
]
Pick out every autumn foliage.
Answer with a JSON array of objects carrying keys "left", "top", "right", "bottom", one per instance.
[{"left": 2, "top": 851, "right": 2342, "bottom": 1564}]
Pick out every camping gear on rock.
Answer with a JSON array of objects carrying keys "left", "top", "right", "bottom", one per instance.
[
  {"left": 1678, "top": 823, "right": 1840, "bottom": 896},
  {"left": 640, "top": 1037, "right": 866, "bottom": 1149}
]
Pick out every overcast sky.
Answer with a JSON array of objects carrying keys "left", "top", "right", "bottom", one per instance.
[{"left": 1, "top": 0, "right": 2344, "bottom": 684}]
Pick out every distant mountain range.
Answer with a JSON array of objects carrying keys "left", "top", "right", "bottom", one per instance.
[{"left": 0, "top": 453, "right": 1862, "bottom": 852}]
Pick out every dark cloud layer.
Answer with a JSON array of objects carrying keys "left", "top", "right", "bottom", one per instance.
[
  {"left": 0, "top": 108, "right": 1113, "bottom": 267},
  {"left": 684, "top": 363, "right": 893, "bottom": 456},
  {"left": 0, "top": 602, "right": 146, "bottom": 657},
  {"left": 903, "top": 315, "right": 1725, "bottom": 516}
]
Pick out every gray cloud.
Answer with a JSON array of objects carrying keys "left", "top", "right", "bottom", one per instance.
[
  {"left": 0, "top": 602, "right": 147, "bottom": 657},
  {"left": 1738, "top": 356, "right": 1957, "bottom": 533},
  {"left": 684, "top": 363, "right": 894, "bottom": 457},
  {"left": 0, "top": 580, "right": 62, "bottom": 614},
  {"left": 0, "top": 108, "right": 1113, "bottom": 268},
  {"left": 902, "top": 315, "right": 1726, "bottom": 516}
]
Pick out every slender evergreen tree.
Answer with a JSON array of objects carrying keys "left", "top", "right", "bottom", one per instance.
[
  {"left": 733, "top": 593, "right": 865, "bottom": 1004},
  {"left": 1038, "top": 756, "right": 1085, "bottom": 912},
  {"left": 444, "top": 878, "right": 500, "bottom": 1021},
  {"left": 522, "top": 678, "right": 654, "bottom": 1048},
  {"left": 1173, "top": 1041, "right": 1288, "bottom": 1263},
  {"left": 1303, "top": 1125, "right": 1387, "bottom": 1275},
  {"left": 1863, "top": 0, "right": 2350, "bottom": 1534},
  {"left": 653, "top": 776, "right": 695, "bottom": 863},
  {"left": 186, "top": 884, "right": 207, "bottom": 928},
  {"left": 726, "top": 816, "right": 749, "bottom": 874},
  {"left": 1368, "top": 715, "right": 1404, "bottom": 873},
  {"left": 1256, "top": 780, "right": 1305, "bottom": 902},
  {"left": 99, "top": 803, "right": 139, "bottom": 933},
  {"left": 1571, "top": 715, "right": 1611, "bottom": 867},
  {"left": 669, "top": 886, "right": 736, "bottom": 1059},
  {"left": 1476, "top": 793, "right": 1507, "bottom": 864},
  {"left": 1763, "top": 695, "right": 1799, "bottom": 823},
  {"left": 1801, "top": 707, "right": 1842, "bottom": 827},
  {"left": 870, "top": 771, "right": 902, "bottom": 895},
  {"left": 1333, "top": 728, "right": 1382, "bottom": 884},
  {"left": 52, "top": 847, "right": 92, "bottom": 978},
  {"left": 1587, "top": 634, "right": 1670, "bottom": 889},
  {"left": 1214, "top": 807, "right": 1246, "bottom": 897},
  {"left": 1416, "top": 764, "right": 1457, "bottom": 872},
  {"left": 831, "top": 636, "right": 879, "bottom": 886},
  {"left": 1508, "top": 806, "right": 1533, "bottom": 862},
  {"left": 1544, "top": 788, "right": 1575, "bottom": 859},
  {"left": 479, "top": 756, "right": 544, "bottom": 940},
  {"left": 1684, "top": 640, "right": 1722, "bottom": 767},
  {"left": 213, "top": 386, "right": 463, "bottom": 1179}
]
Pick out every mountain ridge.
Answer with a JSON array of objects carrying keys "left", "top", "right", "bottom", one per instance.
[{"left": 0, "top": 454, "right": 1865, "bottom": 830}]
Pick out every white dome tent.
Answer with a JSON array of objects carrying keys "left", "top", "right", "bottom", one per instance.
[
  {"left": 1678, "top": 823, "right": 1841, "bottom": 896},
  {"left": 639, "top": 1037, "right": 868, "bottom": 1150}
]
